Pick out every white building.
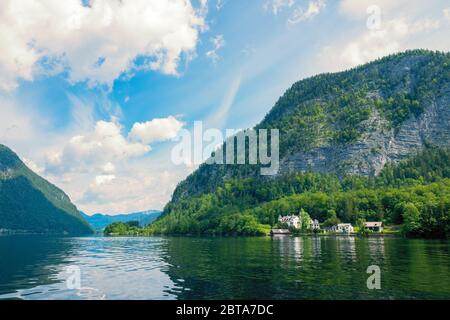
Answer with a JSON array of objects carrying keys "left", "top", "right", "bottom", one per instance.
[
  {"left": 271, "top": 229, "right": 291, "bottom": 235},
  {"left": 278, "top": 215, "right": 300, "bottom": 229},
  {"left": 364, "top": 222, "right": 383, "bottom": 232},
  {"left": 337, "top": 223, "right": 354, "bottom": 234},
  {"left": 326, "top": 223, "right": 354, "bottom": 234},
  {"left": 310, "top": 219, "right": 320, "bottom": 231}
]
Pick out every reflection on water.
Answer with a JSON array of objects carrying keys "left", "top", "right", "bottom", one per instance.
[
  {"left": 0, "top": 236, "right": 176, "bottom": 300},
  {"left": 0, "top": 235, "right": 448, "bottom": 300}
]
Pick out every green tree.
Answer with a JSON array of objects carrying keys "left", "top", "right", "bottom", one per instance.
[
  {"left": 323, "top": 209, "right": 340, "bottom": 226},
  {"left": 299, "top": 208, "right": 312, "bottom": 232},
  {"left": 356, "top": 218, "right": 370, "bottom": 236},
  {"left": 402, "top": 202, "right": 421, "bottom": 235}
]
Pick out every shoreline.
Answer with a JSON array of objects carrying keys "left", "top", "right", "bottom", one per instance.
[
  {"left": 101, "top": 232, "right": 447, "bottom": 240},
  {"left": 279, "top": 233, "right": 402, "bottom": 238},
  {"left": 2, "top": 230, "right": 447, "bottom": 240},
  {"left": 0, "top": 229, "right": 94, "bottom": 236}
]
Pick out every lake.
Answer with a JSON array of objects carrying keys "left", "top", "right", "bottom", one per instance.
[{"left": 0, "top": 235, "right": 449, "bottom": 300}]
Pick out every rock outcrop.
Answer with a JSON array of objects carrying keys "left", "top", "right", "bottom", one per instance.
[{"left": 280, "top": 85, "right": 450, "bottom": 176}]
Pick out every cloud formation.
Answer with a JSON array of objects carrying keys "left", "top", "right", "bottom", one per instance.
[
  {"left": 45, "top": 115, "right": 185, "bottom": 175},
  {"left": 265, "top": 0, "right": 325, "bottom": 24},
  {"left": 77, "top": 163, "right": 184, "bottom": 214},
  {"left": 32, "top": 114, "right": 188, "bottom": 214},
  {"left": 339, "top": 0, "right": 402, "bottom": 18},
  {"left": 319, "top": 0, "right": 450, "bottom": 72},
  {"left": 444, "top": 8, "right": 450, "bottom": 21},
  {"left": 288, "top": 1, "right": 326, "bottom": 24},
  {"left": 0, "top": 0, "right": 206, "bottom": 91},
  {"left": 265, "top": 0, "right": 295, "bottom": 15},
  {"left": 45, "top": 120, "right": 151, "bottom": 173},
  {"left": 129, "top": 116, "right": 185, "bottom": 144},
  {"left": 206, "top": 35, "right": 226, "bottom": 63}
]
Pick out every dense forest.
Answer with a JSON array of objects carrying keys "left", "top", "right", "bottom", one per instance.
[
  {"left": 0, "top": 144, "right": 93, "bottom": 235},
  {"left": 105, "top": 147, "right": 450, "bottom": 238}
]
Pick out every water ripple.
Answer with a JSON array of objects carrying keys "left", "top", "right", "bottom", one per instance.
[{"left": 0, "top": 235, "right": 448, "bottom": 299}]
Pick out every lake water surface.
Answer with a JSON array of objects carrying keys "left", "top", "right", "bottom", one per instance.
[{"left": 0, "top": 235, "right": 449, "bottom": 300}]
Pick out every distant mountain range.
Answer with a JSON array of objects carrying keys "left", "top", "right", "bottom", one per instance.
[
  {"left": 0, "top": 144, "right": 93, "bottom": 235},
  {"left": 0, "top": 143, "right": 160, "bottom": 235},
  {"left": 81, "top": 210, "right": 161, "bottom": 231}
]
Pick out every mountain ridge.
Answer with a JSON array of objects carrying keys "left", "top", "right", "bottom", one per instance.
[
  {"left": 144, "top": 50, "right": 450, "bottom": 238},
  {"left": 170, "top": 49, "right": 450, "bottom": 204},
  {"left": 81, "top": 210, "right": 161, "bottom": 231},
  {"left": 0, "top": 144, "right": 93, "bottom": 235}
]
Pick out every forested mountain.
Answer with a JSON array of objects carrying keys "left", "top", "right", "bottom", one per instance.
[
  {"left": 172, "top": 50, "right": 450, "bottom": 202},
  {"left": 149, "top": 50, "right": 450, "bottom": 238},
  {"left": 0, "top": 144, "right": 93, "bottom": 235},
  {"left": 147, "top": 147, "right": 450, "bottom": 238}
]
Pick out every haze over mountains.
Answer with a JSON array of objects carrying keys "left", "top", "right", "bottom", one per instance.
[{"left": 81, "top": 210, "right": 161, "bottom": 231}]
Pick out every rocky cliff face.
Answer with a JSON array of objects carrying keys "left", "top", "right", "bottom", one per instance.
[
  {"left": 169, "top": 50, "right": 450, "bottom": 204},
  {"left": 280, "top": 84, "right": 450, "bottom": 176}
]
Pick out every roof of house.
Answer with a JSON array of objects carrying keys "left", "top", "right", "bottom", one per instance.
[
  {"left": 338, "top": 223, "right": 353, "bottom": 227},
  {"left": 271, "top": 229, "right": 291, "bottom": 234},
  {"left": 279, "top": 215, "right": 299, "bottom": 221},
  {"left": 364, "top": 222, "right": 383, "bottom": 227}
]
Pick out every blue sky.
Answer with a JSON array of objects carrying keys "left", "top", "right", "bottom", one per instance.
[{"left": 1, "top": 0, "right": 449, "bottom": 214}]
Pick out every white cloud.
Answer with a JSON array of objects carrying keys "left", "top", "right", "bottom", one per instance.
[
  {"left": 339, "top": 0, "right": 404, "bottom": 19},
  {"left": 206, "top": 35, "right": 226, "bottom": 63},
  {"left": 69, "top": 120, "right": 150, "bottom": 158},
  {"left": 0, "top": 99, "right": 35, "bottom": 145},
  {"left": 216, "top": 0, "right": 227, "bottom": 11},
  {"left": 45, "top": 120, "right": 150, "bottom": 173},
  {"left": 265, "top": 0, "right": 295, "bottom": 15},
  {"left": 319, "top": 1, "right": 450, "bottom": 72},
  {"left": 46, "top": 151, "right": 63, "bottom": 168},
  {"left": 75, "top": 158, "right": 189, "bottom": 214},
  {"left": 0, "top": 0, "right": 207, "bottom": 91},
  {"left": 288, "top": 0, "right": 326, "bottom": 24},
  {"left": 265, "top": 0, "right": 325, "bottom": 24},
  {"left": 102, "top": 162, "right": 116, "bottom": 174},
  {"left": 30, "top": 114, "right": 190, "bottom": 213},
  {"left": 444, "top": 8, "right": 450, "bottom": 21},
  {"left": 198, "top": 0, "right": 209, "bottom": 16},
  {"left": 129, "top": 116, "right": 185, "bottom": 144},
  {"left": 95, "top": 174, "right": 116, "bottom": 186},
  {"left": 328, "top": 18, "right": 409, "bottom": 69}
]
